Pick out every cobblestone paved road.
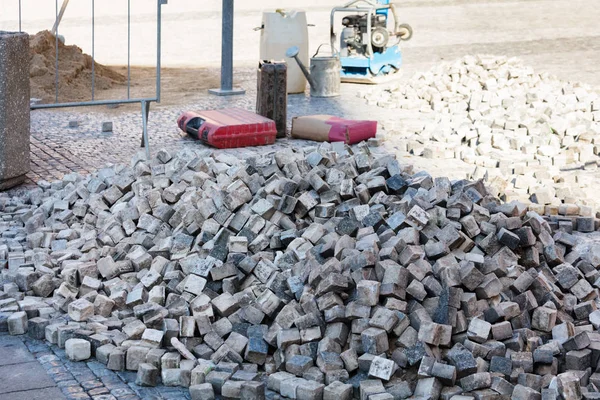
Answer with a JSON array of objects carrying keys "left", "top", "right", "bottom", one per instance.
[{"left": 25, "top": 78, "right": 391, "bottom": 188}]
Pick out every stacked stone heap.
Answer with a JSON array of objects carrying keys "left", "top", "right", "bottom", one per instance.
[
  {"left": 1, "top": 144, "right": 600, "bottom": 400},
  {"left": 364, "top": 55, "right": 600, "bottom": 213}
]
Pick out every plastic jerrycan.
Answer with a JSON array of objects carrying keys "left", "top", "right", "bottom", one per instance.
[{"left": 259, "top": 10, "right": 309, "bottom": 94}]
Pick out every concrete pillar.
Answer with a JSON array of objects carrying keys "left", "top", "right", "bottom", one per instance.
[{"left": 0, "top": 31, "right": 30, "bottom": 190}]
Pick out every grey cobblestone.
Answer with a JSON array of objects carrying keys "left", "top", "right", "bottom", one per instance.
[
  {"left": 20, "top": 77, "right": 389, "bottom": 189},
  {"left": 0, "top": 332, "right": 195, "bottom": 399}
]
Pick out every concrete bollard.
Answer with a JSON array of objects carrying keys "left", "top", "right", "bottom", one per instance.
[{"left": 0, "top": 31, "right": 30, "bottom": 190}]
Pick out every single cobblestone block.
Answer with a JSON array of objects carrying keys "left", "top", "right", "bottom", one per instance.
[
  {"left": 107, "top": 347, "right": 126, "bottom": 371},
  {"left": 446, "top": 344, "right": 477, "bottom": 379},
  {"left": 136, "top": 363, "right": 159, "bottom": 387},
  {"left": 93, "top": 294, "right": 115, "bottom": 318},
  {"left": 323, "top": 380, "right": 353, "bottom": 400},
  {"left": 541, "top": 388, "right": 557, "bottom": 400},
  {"left": 190, "top": 383, "right": 215, "bottom": 400},
  {"left": 531, "top": 306, "right": 557, "bottom": 332},
  {"left": 240, "top": 381, "right": 265, "bottom": 400},
  {"left": 368, "top": 356, "right": 397, "bottom": 381},
  {"left": 565, "top": 349, "right": 592, "bottom": 370},
  {"left": 281, "top": 377, "right": 308, "bottom": 399},
  {"left": 162, "top": 368, "right": 191, "bottom": 387},
  {"left": 431, "top": 362, "right": 456, "bottom": 386},
  {"left": 576, "top": 217, "right": 595, "bottom": 233},
  {"left": 123, "top": 319, "right": 146, "bottom": 340},
  {"left": 221, "top": 380, "right": 242, "bottom": 398},
  {"left": 31, "top": 274, "right": 55, "bottom": 297},
  {"left": 413, "top": 377, "right": 442, "bottom": 400},
  {"left": 42, "top": 323, "right": 64, "bottom": 344},
  {"left": 417, "top": 321, "right": 452, "bottom": 347},
  {"left": 141, "top": 328, "right": 164, "bottom": 348},
  {"left": 245, "top": 336, "right": 269, "bottom": 365},
  {"left": 490, "top": 355, "right": 513, "bottom": 377},
  {"left": 340, "top": 349, "right": 359, "bottom": 372},
  {"left": 287, "top": 355, "right": 314, "bottom": 377},
  {"left": 492, "top": 321, "right": 513, "bottom": 341},
  {"left": 467, "top": 318, "right": 491, "bottom": 343},
  {"left": 361, "top": 327, "right": 389, "bottom": 354},
  {"left": 511, "top": 352, "right": 534, "bottom": 373},
  {"left": 162, "top": 351, "right": 182, "bottom": 369},
  {"left": 512, "top": 384, "right": 541, "bottom": 400},
  {"left": 460, "top": 372, "right": 491, "bottom": 391},
  {"left": 68, "top": 298, "right": 94, "bottom": 322},
  {"left": 562, "top": 331, "right": 590, "bottom": 351},
  {"left": 8, "top": 311, "right": 27, "bottom": 335},
  {"left": 497, "top": 228, "right": 520, "bottom": 249},
  {"left": 296, "top": 379, "right": 324, "bottom": 400},
  {"left": 102, "top": 121, "right": 113, "bottom": 132},
  {"left": 127, "top": 346, "right": 150, "bottom": 371},
  {"left": 96, "top": 343, "right": 115, "bottom": 365},
  {"left": 65, "top": 338, "right": 91, "bottom": 361},
  {"left": 267, "top": 371, "right": 295, "bottom": 392},
  {"left": 356, "top": 280, "right": 380, "bottom": 306},
  {"left": 27, "top": 316, "right": 48, "bottom": 339}
]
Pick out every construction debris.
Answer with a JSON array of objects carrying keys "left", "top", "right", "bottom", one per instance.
[
  {"left": 1, "top": 144, "right": 600, "bottom": 400},
  {"left": 365, "top": 55, "right": 600, "bottom": 215}
]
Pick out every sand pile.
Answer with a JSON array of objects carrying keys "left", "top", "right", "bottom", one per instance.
[{"left": 29, "top": 30, "right": 126, "bottom": 102}]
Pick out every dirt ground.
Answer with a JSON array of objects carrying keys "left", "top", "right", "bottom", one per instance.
[
  {"left": 101, "top": 66, "right": 224, "bottom": 107},
  {"left": 41, "top": 65, "right": 247, "bottom": 112},
  {"left": 5, "top": 0, "right": 600, "bottom": 111}
]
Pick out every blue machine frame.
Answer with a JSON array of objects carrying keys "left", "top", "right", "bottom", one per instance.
[{"left": 330, "top": 0, "right": 403, "bottom": 82}]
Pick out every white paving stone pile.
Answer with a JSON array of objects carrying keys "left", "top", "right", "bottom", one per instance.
[
  {"left": 1, "top": 145, "right": 600, "bottom": 400},
  {"left": 364, "top": 55, "right": 600, "bottom": 213}
]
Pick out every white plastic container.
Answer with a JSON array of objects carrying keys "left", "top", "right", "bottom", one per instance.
[{"left": 259, "top": 10, "right": 309, "bottom": 94}]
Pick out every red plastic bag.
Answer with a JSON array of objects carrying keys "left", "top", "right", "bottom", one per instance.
[{"left": 291, "top": 115, "right": 377, "bottom": 144}]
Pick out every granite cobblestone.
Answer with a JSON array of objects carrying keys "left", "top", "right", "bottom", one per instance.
[
  {"left": 1, "top": 333, "right": 193, "bottom": 399},
  {"left": 21, "top": 82, "right": 389, "bottom": 190}
]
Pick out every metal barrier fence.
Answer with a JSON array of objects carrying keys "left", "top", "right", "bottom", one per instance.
[{"left": 12, "top": 0, "right": 167, "bottom": 158}]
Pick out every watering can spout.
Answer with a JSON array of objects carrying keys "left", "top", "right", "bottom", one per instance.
[{"left": 286, "top": 46, "right": 317, "bottom": 89}]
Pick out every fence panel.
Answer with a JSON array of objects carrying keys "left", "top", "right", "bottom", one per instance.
[{"left": 7, "top": 0, "right": 168, "bottom": 158}]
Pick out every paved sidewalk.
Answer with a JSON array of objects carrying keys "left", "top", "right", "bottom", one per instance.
[
  {"left": 0, "top": 335, "right": 65, "bottom": 400},
  {"left": 0, "top": 333, "right": 193, "bottom": 400}
]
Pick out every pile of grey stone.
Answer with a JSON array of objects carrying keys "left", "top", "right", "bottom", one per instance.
[
  {"left": 1, "top": 144, "right": 599, "bottom": 400},
  {"left": 364, "top": 55, "right": 600, "bottom": 217}
]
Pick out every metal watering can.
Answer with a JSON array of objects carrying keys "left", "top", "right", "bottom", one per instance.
[{"left": 286, "top": 44, "right": 341, "bottom": 98}]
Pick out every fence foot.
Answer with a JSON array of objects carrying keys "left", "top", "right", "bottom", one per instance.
[
  {"left": 208, "top": 88, "right": 246, "bottom": 96},
  {"left": 140, "top": 100, "right": 151, "bottom": 160}
]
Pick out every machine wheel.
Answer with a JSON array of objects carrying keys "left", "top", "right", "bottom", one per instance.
[
  {"left": 371, "top": 27, "right": 389, "bottom": 48},
  {"left": 397, "top": 24, "right": 413, "bottom": 41}
]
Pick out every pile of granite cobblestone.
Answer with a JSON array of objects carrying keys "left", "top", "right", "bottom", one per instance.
[
  {"left": 1, "top": 144, "right": 600, "bottom": 400},
  {"left": 365, "top": 55, "right": 600, "bottom": 217}
]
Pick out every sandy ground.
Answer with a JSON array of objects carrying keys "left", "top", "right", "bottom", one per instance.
[{"left": 2, "top": 0, "right": 600, "bottom": 108}]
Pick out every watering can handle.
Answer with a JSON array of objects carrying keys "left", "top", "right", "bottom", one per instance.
[{"left": 313, "top": 43, "right": 339, "bottom": 58}]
